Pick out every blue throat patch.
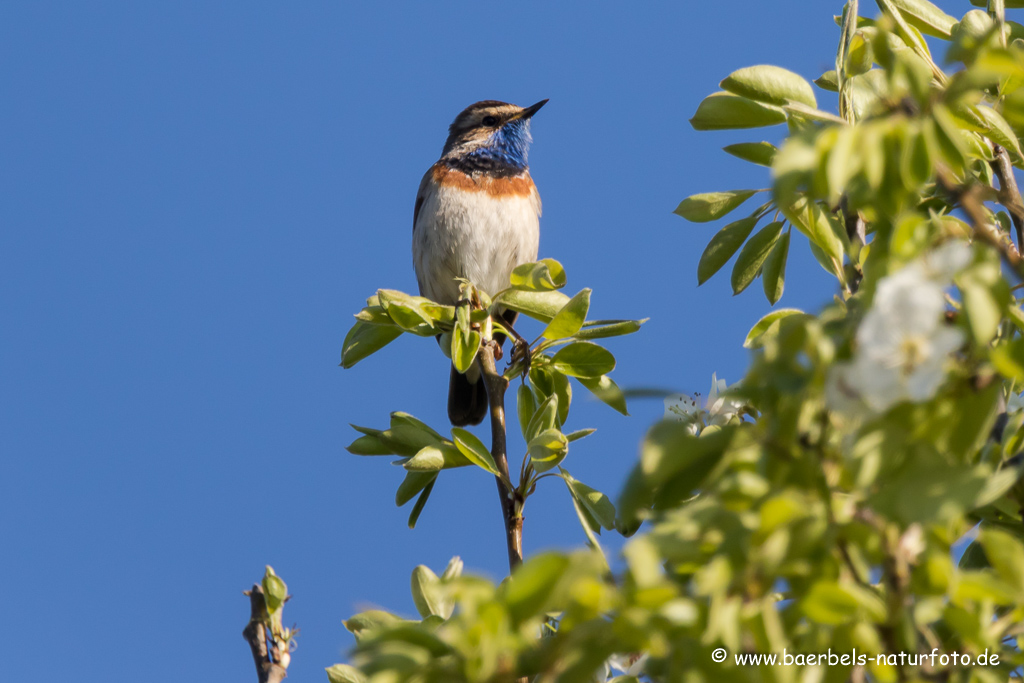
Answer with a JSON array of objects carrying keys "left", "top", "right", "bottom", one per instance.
[{"left": 449, "top": 119, "right": 532, "bottom": 176}]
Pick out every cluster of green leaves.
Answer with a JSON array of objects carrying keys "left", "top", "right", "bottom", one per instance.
[
  {"left": 657, "top": 0, "right": 1024, "bottom": 679},
  {"left": 330, "top": 2, "right": 1024, "bottom": 681},
  {"left": 328, "top": 552, "right": 637, "bottom": 683},
  {"left": 677, "top": 0, "right": 1024, "bottom": 307},
  {"left": 341, "top": 258, "right": 644, "bottom": 540}
]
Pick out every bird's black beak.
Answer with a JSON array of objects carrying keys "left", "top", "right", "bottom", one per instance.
[{"left": 518, "top": 99, "right": 549, "bottom": 120}]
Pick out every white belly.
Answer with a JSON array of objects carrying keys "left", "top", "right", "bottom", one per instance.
[{"left": 413, "top": 182, "right": 541, "bottom": 305}]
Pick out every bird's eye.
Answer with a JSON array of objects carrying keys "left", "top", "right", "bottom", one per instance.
[{"left": 482, "top": 115, "right": 498, "bottom": 127}]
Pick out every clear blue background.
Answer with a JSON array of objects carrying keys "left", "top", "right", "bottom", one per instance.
[{"left": 0, "top": 1, "right": 964, "bottom": 680}]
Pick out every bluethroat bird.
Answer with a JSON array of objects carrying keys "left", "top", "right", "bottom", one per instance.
[{"left": 412, "top": 99, "right": 548, "bottom": 426}]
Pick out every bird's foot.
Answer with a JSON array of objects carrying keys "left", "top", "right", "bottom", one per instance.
[{"left": 509, "top": 337, "right": 531, "bottom": 376}]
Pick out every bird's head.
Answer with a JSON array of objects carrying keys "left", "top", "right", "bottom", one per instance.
[{"left": 441, "top": 99, "right": 548, "bottom": 170}]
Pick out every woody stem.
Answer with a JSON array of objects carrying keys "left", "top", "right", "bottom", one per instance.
[{"left": 478, "top": 343, "right": 523, "bottom": 572}]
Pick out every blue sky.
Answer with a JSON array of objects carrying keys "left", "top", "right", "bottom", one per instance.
[{"left": 0, "top": 1, "right": 967, "bottom": 680}]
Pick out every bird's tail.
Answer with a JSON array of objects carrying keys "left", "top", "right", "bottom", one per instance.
[
  {"left": 448, "top": 365, "right": 488, "bottom": 427},
  {"left": 445, "top": 309, "right": 518, "bottom": 426}
]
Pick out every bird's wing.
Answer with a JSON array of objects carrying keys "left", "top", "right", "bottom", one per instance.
[{"left": 412, "top": 168, "right": 434, "bottom": 234}]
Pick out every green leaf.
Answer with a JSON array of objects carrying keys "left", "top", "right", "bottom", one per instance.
[
  {"left": 343, "top": 610, "right": 406, "bottom": 640},
  {"left": 566, "top": 428, "right": 596, "bottom": 442},
  {"left": 1009, "top": 303, "right": 1024, "bottom": 335},
  {"left": 262, "top": 566, "right": 288, "bottom": 614},
  {"left": 991, "top": 338, "right": 1024, "bottom": 382},
  {"left": 573, "top": 318, "right": 647, "bottom": 340},
  {"left": 551, "top": 342, "right": 616, "bottom": 378},
  {"left": 814, "top": 70, "right": 839, "bottom": 91},
  {"left": 526, "top": 393, "right": 559, "bottom": 441},
  {"left": 800, "top": 581, "right": 860, "bottom": 625},
  {"left": 970, "top": 0, "right": 1024, "bottom": 7},
  {"left": 721, "top": 65, "right": 817, "bottom": 108},
  {"left": 353, "top": 304, "right": 396, "bottom": 325},
  {"left": 542, "top": 288, "right": 591, "bottom": 339},
  {"left": 873, "top": 460, "right": 1011, "bottom": 525},
  {"left": 980, "top": 528, "right": 1024, "bottom": 594},
  {"left": 364, "top": 624, "right": 452, "bottom": 659},
  {"left": 326, "top": 664, "right": 368, "bottom": 683},
  {"left": 578, "top": 375, "right": 628, "bottom": 415},
  {"left": 617, "top": 423, "right": 733, "bottom": 529},
  {"left": 451, "top": 427, "right": 499, "bottom": 476},
  {"left": 697, "top": 216, "right": 759, "bottom": 285},
  {"left": 850, "top": 69, "right": 889, "bottom": 120},
  {"left": 780, "top": 197, "right": 845, "bottom": 269},
  {"left": 674, "top": 189, "right": 758, "bottom": 223},
  {"left": 731, "top": 221, "right": 784, "bottom": 295},
  {"left": 528, "top": 428, "right": 569, "bottom": 472},
  {"left": 900, "top": 129, "right": 932, "bottom": 188},
  {"left": 387, "top": 413, "right": 449, "bottom": 454},
  {"left": 346, "top": 432, "right": 394, "bottom": 456},
  {"left": 826, "top": 126, "right": 859, "bottom": 204},
  {"left": 377, "top": 289, "right": 438, "bottom": 334},
  {"left": 930, "top": 105, "right": 968, "bottom": 173},
  {"left": 743, "top": 308, "right": 809, "bottom": 348},
  {"left": 960, "top": 266, "right": 1007, "bottom": 346},
  {"left": 391, "top": 412, "right": 446, "bottom": 442},
  {"left": 407, "top": 477, "right": 435, "bottom": 529},
  {"left": 503, "top": 552, "right": 570, "bottom": 624},
  {"left": 845, "top": 32, "right": 873, "bottom": 76},
  {"left": 451, "top": 325, "right": 481, "bottom": 374},
  {"left": 952, "top": 103, "right": 1024, "bottom": 165},
  {"left": 517, "top": 382, "right": 537, "bottom": 441},
  {"left": 722, "top": 141, "right": 777, "bottom": 167},
  {"left": 403, "top": 446, "right": 446, "bottom": 472},
  {"left": 887, "top": 0, "right": 956, "bottom": 39},
  {"left": 341, "top": 321, "right": 403, "bottom": 369},
  {"left": 563, "top": 475, "right": 616, "bottom": 530},
  {"left": 931, "top": 382, "right": 1001, "bottom": 462},
  {"left": 973, "top": 106, "right": 1024, "bottom": 165},
  {"left": 396, "top": 471, "right": 437, "bottom": 507},
  {"left": 690, "top": 91, "right": 787, "bottom": 131},
  {"left": 411, "top": 565, "right": 446, "bottom": 618},
  {"left": 403, "top": 443, "right": 473, "bottom": 472},
  {"left": 782, "top": 102, "right": 846, "bottom": 125},
  {"left": 877, "top": 0, "right": 933, "bottom": 54},
  {"left": 762, "top": 229, "right": 790, "bottom": 305},
  {"left": 567, "top": 479, "right": 604, "bottom": 540},
  {"left": 530, "top": 365, "right": 571, "bottom": 426},
  {"left": 509, "top": 259, "right": 567, "bottom": 291},
  {"left": 492, "top": 289, "right": 571, "bottom": 323}
]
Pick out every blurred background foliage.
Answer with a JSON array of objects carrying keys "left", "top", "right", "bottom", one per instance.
[{"left": 330, "top": 1, "right": 1024, "bottom": 680}]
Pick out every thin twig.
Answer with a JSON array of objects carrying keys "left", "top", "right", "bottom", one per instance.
[
  {"left": 243, "top": 584, "right": 288, "bottom": 683},
  {"left": 990, "top": 145, "right": 1024, "bottom": 250},
  {"left": 936, "top": 169, "right": 1024, "bottom": 280},
  {"left": 479, "top": 343, "right": 523, "bottom": 571}
]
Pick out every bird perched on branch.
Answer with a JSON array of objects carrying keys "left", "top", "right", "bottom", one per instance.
[{"left": 412, "top": 99, "right": 547, "bottom": 426}]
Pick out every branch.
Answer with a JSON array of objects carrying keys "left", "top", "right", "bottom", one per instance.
[
  {"left": 990, "top": 145, "right": 1024, "bottom": 250},
  {"left": 936, "top": 169, "right": 1024, "bottom": 280},
  {"left": 478, "top": 343, "right": 523, "bottom": 571},
  {"left": 243, "top": 584, "right": 288, "bottom": 683}
]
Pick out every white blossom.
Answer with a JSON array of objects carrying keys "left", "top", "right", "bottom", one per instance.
[
  {"left": 827, "top": 243, "right": 968, "bottom": 415},
  {"left": 664, "top": 373, "right": 746, "bottom": 433},
  {"left": 706, "top": 372, "right": 746, "bottom": 425},
  {"left": 920, "top": 240, "right": 972, "bottom": 283}
]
